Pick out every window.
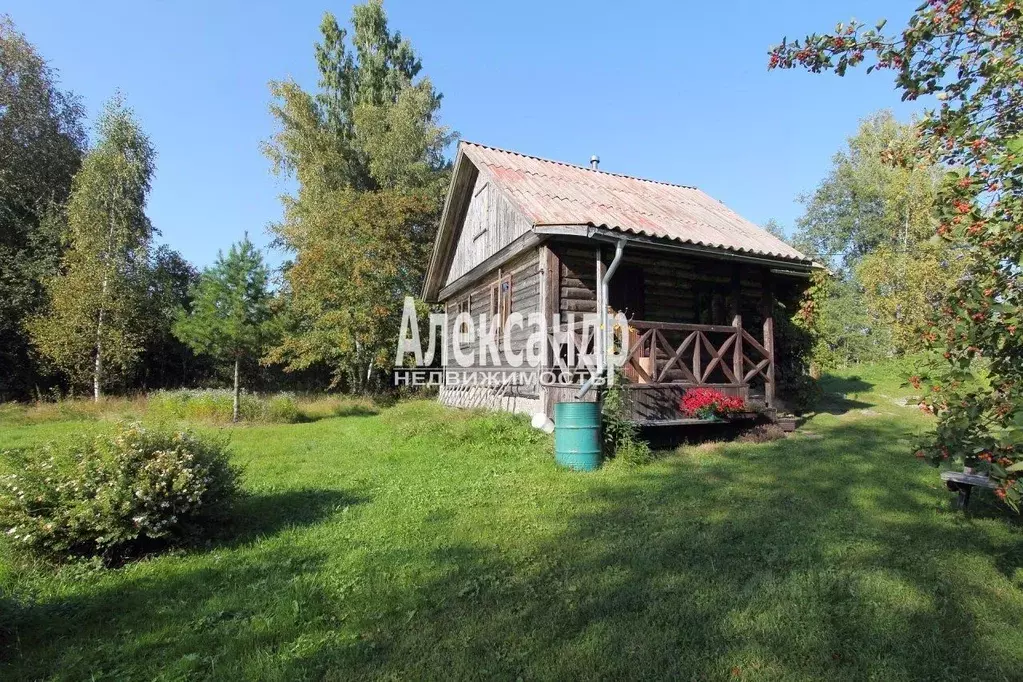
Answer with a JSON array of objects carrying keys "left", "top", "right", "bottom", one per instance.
[
  {"left": 608, "top": 265, "right": 646, "bottom": 319},
  {"left": 472, "top": 182, "right": 490, "bottom": 241},
  {"left": 489, "top": 273, "right": 512, "bottom": 337},
  {"left": 456, "top": 295, "right": 471, "bottom": 344}
]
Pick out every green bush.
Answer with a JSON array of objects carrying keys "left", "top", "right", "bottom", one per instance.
[
  {"left": 147, "top": 389, "right": 301, "bottom": 423},
  {"left": 0, "top": 422, "right": 241, "bottom": 562},
  {"left": 601, "top": 378, "right": 652, "bottom": 465}
]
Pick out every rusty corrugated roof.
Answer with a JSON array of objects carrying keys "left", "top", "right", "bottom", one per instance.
[{"left": 460, "top": 141, "right": 810, "bottom": 262}]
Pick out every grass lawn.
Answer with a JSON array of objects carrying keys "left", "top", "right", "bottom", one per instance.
[{"left": 3, "top": 365, "right": 1023, "bottom": 680}]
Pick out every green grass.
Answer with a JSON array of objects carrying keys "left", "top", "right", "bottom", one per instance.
[{"left": 2, "top": 368, "right": 1023, "bottom": 680}]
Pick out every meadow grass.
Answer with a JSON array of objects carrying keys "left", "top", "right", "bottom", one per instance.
[
  {"left": 1, "top": 367, "right": 1022, "bottom": 680},
  {"left": 0, "top": 392, "right": 380, "bottom": 427}
]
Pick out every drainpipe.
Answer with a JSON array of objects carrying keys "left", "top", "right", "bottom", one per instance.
[{"left": 576, "top": 238, "right": 626, "bottom": 398}]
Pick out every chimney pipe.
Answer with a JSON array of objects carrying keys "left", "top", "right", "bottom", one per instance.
[{"left": 590, "top": 155, "right": 599, "bottom": 170}]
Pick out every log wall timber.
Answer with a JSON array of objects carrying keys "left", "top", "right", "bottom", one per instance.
[
  {"left": 551, "top": 241, "right": 770, "bottom": 325},
  {"left": 443, "top": 173, "right": 533, "bottom": 286},
  {"left": 439, "top": 248, "right": 543, "bottom": 414},
  {"left": 555, "top": 244, "right": 599, "bottom": 315}
]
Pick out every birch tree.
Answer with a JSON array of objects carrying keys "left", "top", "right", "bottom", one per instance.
[{"left": 29, "top": 97, "right": 155, "bottom": 399}]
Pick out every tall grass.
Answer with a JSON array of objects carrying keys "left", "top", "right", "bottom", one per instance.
[
  {"left": 0, "top": 397, "right": 147, "bottom": 426},
  {"left": 0, "top": 391, "right": 384, "bottom": 427},
  {"left": 147, "top": 389, "right": 300, "bottom": 423}
]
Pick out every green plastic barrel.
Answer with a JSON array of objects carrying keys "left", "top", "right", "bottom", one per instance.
[{"left": 554, "top": 401, "right": 602, "bottom": 471}]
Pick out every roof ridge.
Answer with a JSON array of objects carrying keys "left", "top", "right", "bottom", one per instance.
[{"left": 460, "top": 140, "right": 698, "bottom": 190}]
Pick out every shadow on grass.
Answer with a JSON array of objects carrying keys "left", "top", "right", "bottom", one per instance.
[
  {"left": 1, "top": 486, "right": 366, "bottom": 673},
  {"left": 819, "top": 374, "right": 874, "bottom": 395},
  {"left": 280, "top": 420, "right": 1023, "bottom": 680},
  {"left": 5, "top": 420, "right": 1023, "bottom": 679},
  {"left": 224, "top": 487, "right": 368, "bottom": 546},
  {"left": 787, "top": 373, "right": 877, "bottom": 424}
]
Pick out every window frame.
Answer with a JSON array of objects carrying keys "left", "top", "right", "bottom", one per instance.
[
  {"left": 456, "top": 294, "right": 472, "bottom": 345},
  {"left": 489, "top": 273, "right": 513, "bottom": 339}
]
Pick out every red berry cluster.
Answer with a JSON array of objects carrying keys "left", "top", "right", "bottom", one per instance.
[{"left": 679, "top": 388, "right": 746, "bottom": 419}]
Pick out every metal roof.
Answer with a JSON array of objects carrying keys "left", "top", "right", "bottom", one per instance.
[{"left": 460, "top": 141, "right": 810, "bottom": 263}]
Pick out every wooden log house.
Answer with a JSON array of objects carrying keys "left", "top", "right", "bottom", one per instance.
[{"left": 422, "top": 142, "right": 818, "bottom": 424}]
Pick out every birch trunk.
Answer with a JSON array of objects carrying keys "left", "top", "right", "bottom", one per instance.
[
  {"left": 94, "top": 201, "right": 117, "bottom": 403},
  {"left": 93, "top": 274, "right": 108, "bottom": 402},
  {"left": 233, "top": 356, "right": 240, "bottom": 423}
]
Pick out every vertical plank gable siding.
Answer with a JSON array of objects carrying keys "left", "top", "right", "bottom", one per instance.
[{"left": 444, "top": 174, "right": 534, "bottom": 286}]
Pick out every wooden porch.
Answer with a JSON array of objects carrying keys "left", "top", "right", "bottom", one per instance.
[
  {"left": 618, "top": 318, "right": 775, "bottom": 425},
  {"left": 544, "top": 313, "right": 777, "bottom": 426},
  {"left": 538, "top": 240, "right": 794, "bottom": 425}
]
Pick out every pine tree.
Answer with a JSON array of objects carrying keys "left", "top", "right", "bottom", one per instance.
[{"left": 173, "top": 237, "right": 273, "bottom": 422}]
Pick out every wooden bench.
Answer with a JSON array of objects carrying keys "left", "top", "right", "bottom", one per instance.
[{"left": 940, "top": 471, "right": 997, "bottom": 509}]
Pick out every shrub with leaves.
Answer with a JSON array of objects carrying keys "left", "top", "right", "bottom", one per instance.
[
  {"left": 0, "top": 422, "right": 240, "bottom": 561},
  {"left": 770, "top": 0, "right": 1023, "bottom": 508},
  {"left": 602, "top": 378, "right": 652, "bottom": 465}
]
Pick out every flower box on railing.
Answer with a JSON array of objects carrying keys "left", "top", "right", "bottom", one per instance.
[{"left": 679, "top": 387, "right": 753, "bottom": 421}]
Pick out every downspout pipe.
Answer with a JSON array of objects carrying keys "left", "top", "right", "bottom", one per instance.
[{"left": 576, "top": 238, "right": 626, "bottom": 398}]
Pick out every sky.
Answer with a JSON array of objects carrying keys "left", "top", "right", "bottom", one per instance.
[{"left": 6, "top": 0, "right": 923, "bottom": 269}]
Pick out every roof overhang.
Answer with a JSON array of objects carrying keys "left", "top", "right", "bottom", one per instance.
[
  {"left": 533, "top": 224, "right": 821, "bottom": 273},
  {"left": 422, "top": 146, "right": 823, "bottom": 302},
  {"left": 422, "top": 146, "right": 479, "bottom": 302}
]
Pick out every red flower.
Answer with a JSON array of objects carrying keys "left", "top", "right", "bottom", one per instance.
[{"left": 679, "top": 388, "right": 747, "bottom": 418}]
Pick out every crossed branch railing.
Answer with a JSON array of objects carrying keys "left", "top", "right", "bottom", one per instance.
[{"left": 622, "top": 320, "right": 772, "bottom": 388}]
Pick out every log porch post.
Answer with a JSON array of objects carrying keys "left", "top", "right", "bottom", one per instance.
[
  {"left": 731, "top": 264, "right": 743, "bottom": 386},
  {"left": 541, "top": 245, "right": 560, "bottom": 419},
  {"left": 761, "top": 269, "right": 776, "bottom": 408}
]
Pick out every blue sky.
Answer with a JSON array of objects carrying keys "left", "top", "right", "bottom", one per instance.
[{"left": 6, "top": 0, "right": 920, "bottom": 268}]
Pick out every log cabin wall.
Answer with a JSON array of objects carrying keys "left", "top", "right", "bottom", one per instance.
[
  {"left": 438, "top": 247, "right": 543, "bottom": 414},
  {"left": 551, "top": 240, "right": 769, "bottom": 325},
  {"left": 556, "top": 244, "right": 600, "bottom": 315}
]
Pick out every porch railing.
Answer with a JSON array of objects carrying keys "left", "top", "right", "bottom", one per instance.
[{"left": 620, "top": 320, "right": 774, "bottom": 400}]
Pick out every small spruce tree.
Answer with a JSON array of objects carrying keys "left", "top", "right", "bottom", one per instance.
[{"left": 173, "top": 236, "right": 273, "bottom": 422}]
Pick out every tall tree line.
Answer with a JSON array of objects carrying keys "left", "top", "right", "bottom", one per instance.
[
  {"left": 262, "top": 0, "right": 454, "bottom": 391},
  {"left": 0, "top": 17, "right": 215, "bottom": 399},
  {"left": 1, "top": 2, "right": 452, "bottom": 401},
  {"left": 0, "top": 17, "right": 84, "bottom": 400},
  {"left": 779, "top": 111, "right": 961, "bottom": 367}
]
